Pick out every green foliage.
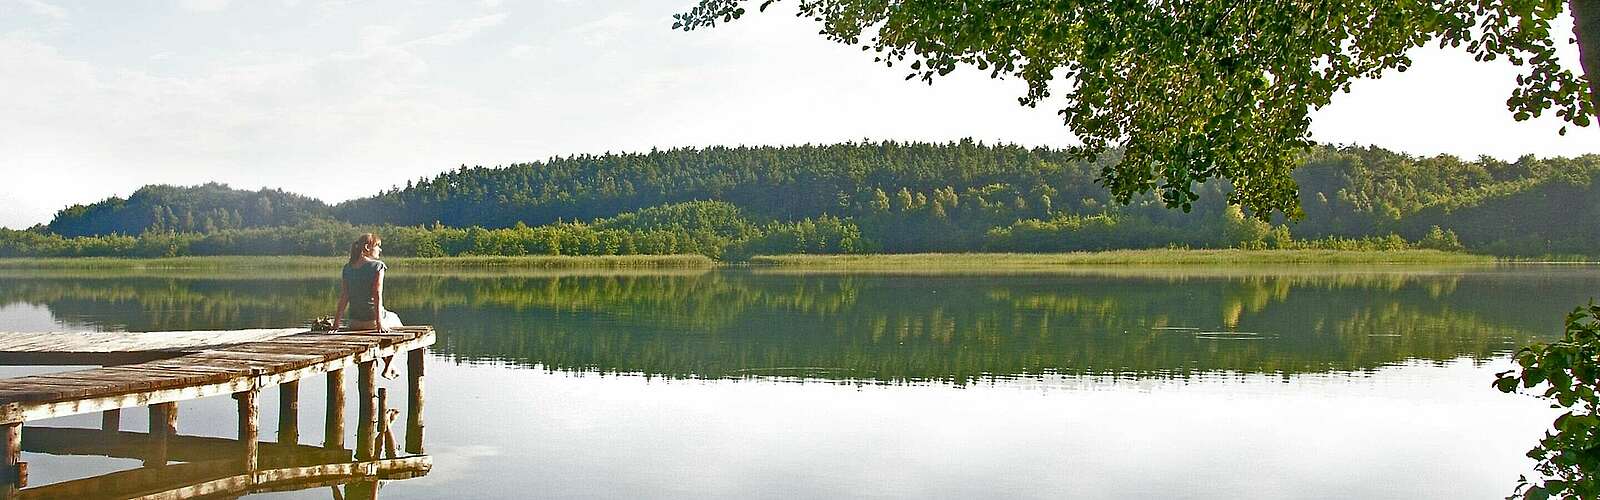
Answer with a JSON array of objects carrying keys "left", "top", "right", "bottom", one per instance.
[
  {"left": 1495, "top": 303, "right": 1600, "bottom": 499},
  {"left": 1288, "top": 234, "right": 1413, "bottom": 252},
  {"left": 1223, "top": 205, "right": 1272, "bottom": 249},
  {"left": 333, "top": 140, "right": 1100, "bottom": 230},
  {"left": 1418, "top": 226, "right": 1465, "bottom": 251},
  {"left": 983, "top": 214, "right": 1203, "bottom": 253},
  {"left": 3, "top": 202, "right": 869, "bottom": 261},
  {"left": 48, "top": 183, "right": 329, "bottom": 237},
  {"left": 728, "top": 215, "right": 868, "bottom": 259},
  {"left": 675, "top": 1, "right": 1595, "bottom": 220}
]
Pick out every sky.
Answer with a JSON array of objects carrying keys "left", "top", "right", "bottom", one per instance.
[{"left": 0, "top": 1, "right": 1595, "bottom": 229}]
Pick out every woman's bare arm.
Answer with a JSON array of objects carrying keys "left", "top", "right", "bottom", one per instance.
[
  {"left": 334, "top": 278, "right": 349, "bottom": 331},
  {"left": 372, "top": 267, "right": 386, "bottom": 332}
]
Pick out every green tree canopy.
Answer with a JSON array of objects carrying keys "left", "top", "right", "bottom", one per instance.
[{"left": 674, "top": 0, "right": 1599, "bottom": 220}]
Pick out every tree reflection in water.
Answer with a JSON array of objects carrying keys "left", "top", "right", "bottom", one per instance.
[{"left": 0, "top": 266, "right": 1590, "bottom": 385}]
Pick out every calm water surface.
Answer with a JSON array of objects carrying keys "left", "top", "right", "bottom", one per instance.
[{"left": 0, "top": 265, "right": 1590, "bottom": 498}]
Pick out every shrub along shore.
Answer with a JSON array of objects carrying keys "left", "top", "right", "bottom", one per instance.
[
  {"left": 746, "top": 249, "right": 1494, "bottom": 267},
  {"left": 0, "top": 249, "right": 1495, "bottom": 271},
  {"left": 0, "top": 255, "right": 716, "bottom": 270}
]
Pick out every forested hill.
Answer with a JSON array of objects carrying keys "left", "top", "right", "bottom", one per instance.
[
  {"left": 27, "top": 141, "right": 1600, "bottom": 257},
  {"left": 331, "top": 140, "right": 1102, "bottom": 228},
  {"left": 48, "top": 183, "right": 331, "bottom": 237}
]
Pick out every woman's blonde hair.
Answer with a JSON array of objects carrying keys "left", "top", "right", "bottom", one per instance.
[{"left": 348, "top": 233, "right": 381, "bottom": 265}]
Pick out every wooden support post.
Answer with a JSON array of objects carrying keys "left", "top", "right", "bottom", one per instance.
[
  {"left": 326, "top": 369, "right": 345, "bottom": 450},
  {"left": 2, "top": 422, "right": 22, "bottom": 490},
  {"left": 101, "top": 409, "right": 120, "bottom": 434},
  {"left": 235, "top": 389, "right": 259, "bottom": 471},
  {"left": 278, "top": 380, "right": 300, "bottom": 445},
  {"left": 145, "top": 402, "right": 176, "bottom": 467},
  {"left": 406, "top": 347, "right": 425, "bottom": 454},
  {"left": 356, "top": 360, "right": 377, "bottom": 461}
]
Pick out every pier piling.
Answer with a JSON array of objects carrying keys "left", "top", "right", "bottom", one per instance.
[
  {"left": 326, "top": 369, "right": 345, "bottom": 449},
  {"left": 146, "top": 402, "right": 175, "bottom": 467},
  {"left": 406, "top": 348, "right": 425, "bottom": 454},
  {"left": 356, "top": 360, "right": 377, "bottom": 461},
  {"left": 279, "top": 380, "right": 299, "bottom": 445},
  {"left": 236, "top": 388, "right": 259, "bottom": 471}
]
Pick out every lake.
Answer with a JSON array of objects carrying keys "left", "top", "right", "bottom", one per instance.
[{"left": 0, "top": 264, "right": 1587, "bottom": 498}]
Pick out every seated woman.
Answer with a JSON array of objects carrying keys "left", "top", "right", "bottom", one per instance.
[{"left": 333, "top": 233, "right": 403, "bottom": 332}]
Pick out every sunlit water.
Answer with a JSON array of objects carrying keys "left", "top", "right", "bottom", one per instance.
[{"left": 0, "top": 264, "right": 1588, "bottom": 498}]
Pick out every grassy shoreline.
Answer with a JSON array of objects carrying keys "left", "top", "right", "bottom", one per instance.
[
  {"left": 0, "top": 255, "right": 717, "bottom": 270},
  {"left": 0, "top": 249, "right": 1500, "bottom": 272},
  {"left": 745, "top": 249, "right": 1494, "bottom": 268}
]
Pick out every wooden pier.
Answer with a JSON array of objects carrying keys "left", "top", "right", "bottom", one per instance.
[{"left": 0, "top": 326, "right": 435, "bottom": 499}]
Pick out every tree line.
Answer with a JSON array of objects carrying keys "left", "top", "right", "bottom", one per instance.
[{"left": 16, "top": 141, "right": 1600, "bottom": 258}]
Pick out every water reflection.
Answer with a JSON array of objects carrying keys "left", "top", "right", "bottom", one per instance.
[
  {"left": 0, "top": 265, "right": 1593, "bottom": 384},
  {"left": 16, "top": 426, "right": 428, "bottom": 499}
]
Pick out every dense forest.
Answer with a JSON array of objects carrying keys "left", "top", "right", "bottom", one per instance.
[{"left": 4, "top": 141, "right": 1597, "bottom": 258}]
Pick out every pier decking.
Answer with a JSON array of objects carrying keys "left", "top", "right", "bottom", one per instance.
[{"left": 0, "top": 326, "right": 435, "bottom": 499}]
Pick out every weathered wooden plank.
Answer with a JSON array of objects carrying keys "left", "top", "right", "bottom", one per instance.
[
  {"left": 0, "top": 376, "right": 112, "bottom": 389},
  {"left": 200, "top": 350, "right": 323, "bottom": 363},
  {"left": 225, "top": 341, "right": 353, "bottom": 353},
  {"left": 30, "top": 368, "right": 215, "bottom": 391},
  {"left": 0, "top": 382, "right": 105, "bottom": 402},
  {"left": 270, "top": 341, "right": 368, "bottom": 350},
  {"left": 112, "top": 363, "right": 240, "bottom": 375},
  {"left": 182, "top": 352, "right": 322, "bottom": 373},
  {"left": 0, "top": 329, "right": 305, "bottom": 354},
  {"left": 123, "top": 361, "right": 251, "bottom": 375},
  {"left": 25, "top": 370, "right": 211, "bottom": 395},
  {"left": 278, "top": 334, "right": 393, "bottom": 344},
  {"left": 0, "top": 352, "right": 176, "bottom": 366}
]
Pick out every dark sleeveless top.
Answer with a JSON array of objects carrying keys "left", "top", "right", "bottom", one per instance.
[{"left": 342, "top": 260, "right": 386, "bottom": 321}]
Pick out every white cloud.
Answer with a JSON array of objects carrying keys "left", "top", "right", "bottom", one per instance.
[
  {"left": 405, "top": 12, "right": 509, "bottom": 48},
  {"left": 0, "top": 26, "right": 489, "bottom": 228},
  {"left": 176, "top": 0, "right": 230, "bottom": 13},
  {"left": 15, "top": 0, "right": 66, "bottom": 19},
  {"left": 1310, "top": 45, "right": 1597, "bottom": 159},
  {"left": 568, "top": 11, "right": 640, "bottom": 47}
]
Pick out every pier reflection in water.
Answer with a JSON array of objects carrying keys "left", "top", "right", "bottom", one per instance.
[{"left": 17, "top": 423, "right": 427, "bottom": 499}]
